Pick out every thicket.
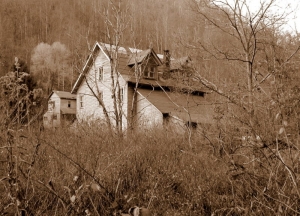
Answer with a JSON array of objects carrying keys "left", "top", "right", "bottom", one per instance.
[
  {"left": 1, "top": 76, "right": 300, "bottom": 215},
  {"left": 0, "top": 59, "right": 43, "bottom": 128},
  {"left": 1, "top": 119, "right": 300, "bottom": 215}
]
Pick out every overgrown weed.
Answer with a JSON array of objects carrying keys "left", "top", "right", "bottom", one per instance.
[{"left": 1, "top": 121, "right": 299, "bottom": 215}]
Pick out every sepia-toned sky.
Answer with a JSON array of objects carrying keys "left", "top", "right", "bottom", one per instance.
[
  {"left": 269, "top": 0, "right": 300, "bottom": 33},
  {"left": 223, "top": 0, "right": 300, "bottom": 34}
]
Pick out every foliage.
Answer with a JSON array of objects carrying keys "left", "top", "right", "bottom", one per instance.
[
  {"left": 0, "top": 0, "right": 201, "bottom": 78},
  {"left": 0, "top": 72, "right": 43, "bottom": 128},
  {"left": 182, "top": 0, "right": 300, "bottom": 214},
  {"left": 0, "top": 124, "right": 225, "bottom": 215},
  {"left": 31, "top": 42, "right": 73, "bottom": 94},
  {"left": 1, "top": 118, "right": 300, "bottom": 215}
]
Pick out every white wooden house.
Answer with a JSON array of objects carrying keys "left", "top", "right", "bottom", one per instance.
[
  {"left": 71, "top": 42, "right": 212, "bottom": 132},
  {"left": 43, "top": 91, "right": 77, "bottom": 128}
]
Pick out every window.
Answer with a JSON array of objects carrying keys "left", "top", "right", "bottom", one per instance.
[
  {"left": 79, "top": 95, "right": 84, "bottom": 108},
  {"left": 98, "top": 67, "right": 103, "bottom": 81},
  {"left": 119, "top": 87, "right": 124, "bottom": 102},
  {"left": 68, "top": 101, "right": 71, "bottom": 108},
  {"left": 53, "top": 114, "right": 58, "bottom": 120},
  {"left": 186, "top": 121, "right": 197, "bottom": 129},
  {"left": 48, "top": 100, "right": 55, "bottom": 112},
  {"left": 144, "top": 66, "right": 155, "bottom": 79}
]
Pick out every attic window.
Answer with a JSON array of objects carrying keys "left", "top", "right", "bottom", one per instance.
[
  {"left": 144, "top": 66, "right": 156, "bottom": 79},
  {"left": 68, "top": 101, "right": 71, "bottom": 108},
  {"left": 79, "top": 95, "right": 84, "bottom": 108},
  {"left": 98, "top": 67, "right": 103, "bottom": 81}
]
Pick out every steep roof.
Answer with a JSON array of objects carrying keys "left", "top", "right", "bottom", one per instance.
[
  {"left": 137, "top": 88, "right": 213, "bottom": 124},
  {"left": 50, "top": 91, "right": 76, "bottom": 100},
  {"left": 71, "top": 41, "right": 206, "bottom": 94},
  {"left": 127, "top": 49, "right": 162, "bottom": 66},
  {"left": 71, "top": 42, "right": 103, "bottom": 93},
  {"left": 71, "top": 42, "right": 162, "bottom": 93},
  {"left": 170, "top": 56, "right": 192, "bottom": 71},
  {"left": 127, "top": 49, "right": 151, "bottom": 65},
  {"left": 118, "top": 53, "right": 133, "bottom": 75}
]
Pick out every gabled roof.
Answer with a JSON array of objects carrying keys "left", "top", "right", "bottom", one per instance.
[
  {"left": 127, "top": 49, "right": 151, "bottom": 65},
  {"left": 72, "top": 42, "right": 133, "bottom": 93},
  {"left": 127, "top": 49, "right": 162, "bottom": 66},
  {"left": 50, "top": 91, "right": 76, "bottom": 100},
  {"left": 71, "top": 41, "right": 207, "bottom": 95},
  {"left": 117, "top": 53, "right": 133, "bottom": 75},
  {"left": 71, "top": 42, "right": 163, "bottom": 94},
  {"left": 71, "top": 42, "right": 104, "bottom": 93},
  {"left": 137, "top": 88, "right": 213, "bottom": 124}
]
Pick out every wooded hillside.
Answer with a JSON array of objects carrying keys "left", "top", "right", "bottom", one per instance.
[
  {"left": 0, "top": 0, "right": 196, "bottom": 80},
  {"left": 1, "top": 0, "right": 298, "bottom": 92}
]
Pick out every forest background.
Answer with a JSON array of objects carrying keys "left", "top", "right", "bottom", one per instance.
[
  {"left": 0, "top": 0, "right": 206, "bottom": 94},
  {"left": 0, "top": 0, "right": 299, "bottom": 94}
]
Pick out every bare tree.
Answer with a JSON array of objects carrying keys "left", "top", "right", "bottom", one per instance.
[
  {"left": 103, "top": 0, "right": 131, "bottom": 133},
  {"left": 187, "top": 0, "right": 295, "bottom": 127},
  {"left": 81, "top": 0, "right": 132, "bottom": 134},
  {"left": 178, "top": 0, "right": 300, "bottom": 213},
  {"left": 31, "top": 42, "right": 72, "bottom": 94}
]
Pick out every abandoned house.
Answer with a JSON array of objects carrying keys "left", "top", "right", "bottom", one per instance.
[
  {"left": 71, "top": 42, "right": 212, "bottom": 132},
  {"left": 43, "top": 90, "right": 77, "bottom": 128}
]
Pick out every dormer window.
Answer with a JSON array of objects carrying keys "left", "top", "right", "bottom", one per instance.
[{"left": 144, "top": 66, "right": 156, "bottom": 79}]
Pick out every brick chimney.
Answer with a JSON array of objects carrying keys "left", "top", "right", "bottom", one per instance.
[{"left": 163, "top": 50, "right": 170, "bottom": 78}]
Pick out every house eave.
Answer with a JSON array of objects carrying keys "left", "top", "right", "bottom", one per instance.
[{"left": 71, "top": 41, "right": 111, "bottom": 94}]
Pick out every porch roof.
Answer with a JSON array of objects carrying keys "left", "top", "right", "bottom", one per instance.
[
  {"left": 60, "top": 108, "right": 76, "bottom": 115},
  {"left": 137, "top": 88, "right": 213, "bottom": 124}
]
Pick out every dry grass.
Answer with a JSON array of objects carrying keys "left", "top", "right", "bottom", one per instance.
[{"left": 1, "top": 121, "right": 300, "bottom": 215}]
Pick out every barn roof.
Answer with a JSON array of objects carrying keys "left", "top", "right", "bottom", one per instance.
[{"left": 137, "top": 88, "right": 213, "bottom": 124}]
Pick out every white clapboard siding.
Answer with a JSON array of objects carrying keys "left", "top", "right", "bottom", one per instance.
[
  {"left": 44, "top": 92, "right": 77, "bottom": 128},
  {"left": 49, "top": 92, "right": 61, "bottom": 127},
  {"left": 136, "top": 92, "right": 163, "bottom": 129},
  {"left": 76, "top": 48, "right": 128, "bottom": 128}
]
